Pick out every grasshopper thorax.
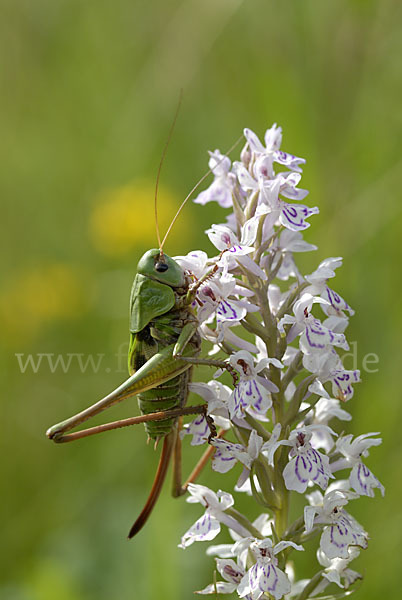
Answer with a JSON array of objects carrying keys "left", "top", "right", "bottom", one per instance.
[{"left": 137, "top": 249, "right": 185, "bottom": 288}]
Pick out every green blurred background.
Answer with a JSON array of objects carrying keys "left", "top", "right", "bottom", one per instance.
[{"left": 1, "top": 0, "right": 401, "bottom": 598}]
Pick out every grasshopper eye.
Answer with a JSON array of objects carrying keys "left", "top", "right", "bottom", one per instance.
[
  {"left": 138, "top": 249, "right": 184, "bottom": 286},
  {"left": 155, "top": 261, "right": 169, "bottom": 273}
]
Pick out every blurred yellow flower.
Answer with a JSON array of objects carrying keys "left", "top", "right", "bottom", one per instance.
[
  {"left": 89, "top": 180, "right": 190, "bottom": 256},
  {"left": 0, "top": 264, "right": 86, "bottom": 344},
  {"left": 26, "top": 557, "right": 84, "bottom": 600}
]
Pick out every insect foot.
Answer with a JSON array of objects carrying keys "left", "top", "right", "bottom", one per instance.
[
  {"left": 204, "top": 412, "right": 217, "bottom": 443},
  {"left": 46, "top": 424, "right": 65, "bottom": 442}
]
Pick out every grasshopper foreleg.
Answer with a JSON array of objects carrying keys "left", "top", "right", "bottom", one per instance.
[{"left": 172, "top": 355, "right": 239, "bottom": 386}]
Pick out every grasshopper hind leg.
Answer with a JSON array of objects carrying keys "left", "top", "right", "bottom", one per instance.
[
  {"left": 129, "top": 410, "right": 222, "bottom": 537},
  {"left": 128, "top": 430, "right": 176, "bottom": 538}
]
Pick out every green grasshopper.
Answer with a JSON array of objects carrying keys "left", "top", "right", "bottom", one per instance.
[
  {"left": 46, "top": 114, "right": 241, "bottom": 538},
  {"left": 47, "top": 247, "right": 222, "bottom": 537}
]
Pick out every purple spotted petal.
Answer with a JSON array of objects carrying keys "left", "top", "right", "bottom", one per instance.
[
  {"left": 331, "top": 369, "right": 360, "bottom": 401},
  {"left": 229, "top": 379, "right": 272, "bottom": 419},
  {"left": 207, "top": 224, "right": 239, "bottom": 251},
  {"left": 229, "top": 385, "right": 243, "bottom": 418},
  {"left": 350, "top": 462, "right": 385, "bottom": 498},
  {"left": 283, "top": 448, "right": 332, "bottom": 493},
  {"left": 182, "top": 415, "right": 210, "bottom": 446},
  {"left": 323, "top": 285, "right": 355, "bottom": 316},
  {"left": 217, "top": 558, "right": 245, "bottom": 585},
  {"left": 278, "top": 172, "right": 309, "bottom": 201},
  {"left": 320, "top": 512, "right": 368, "bottom": 560},
  {"left": 217, "top": 299, "right": 247, "bottom": 323},
  {"left": 211, "top": 439, "right": 244, "bottom": 474},
  {"left": 279, "top": 202, "right": 319, "bottom": 231},
  {"left": 274, "top": 150, "right": 306, "bottom": 173},
  {"left": 239, "top": 562, "right": 291, "bottom": 600},
  {"left": 300, "top": 318, "right": 348, "bottom": 354},
  {"left": 179, "top": 513, "right": 221, "bottom": 548}
]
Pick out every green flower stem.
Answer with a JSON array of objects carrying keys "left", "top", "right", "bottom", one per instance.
[
  {"left": 275, "top": 282, "right": 309, "bottom": 321},
  {"left": 238, "top": 263, "right": 263, "bottom": 290},
  {"left": 267, "top": 254, "right": 283, "bottom": 283},
  {"left": 294, "top": 527, "right": 321, "bottom": 549},
  {"left": 242, "top": 313, "right": 271, "bottom": 346},
  {"left": 250, "top": 467, "right": 272, "bottom": 508},
  {"left": 296, "top": 569, "right": 324, "bottom": 600},
  {"left": 270, "top": 364, "right": 285, "bottom": 423},
  {"left": 225, "top": 507, "right": 264, "bottom": 539},
  {"left": 220, "top": 340, "right": 236, "bottom": 355},
  {"left": 275, "top": 334, "right": 288, "bottom": 362},
  {"left": 254, "top": 285, "right": 277, "bottom": 357},
  {"left": 273, "top": 393, "right": 290, "bottom": 538},
  {"left": 272, "top": 444, "right": 289, "bottom": 538},
  {"left": 231, "top": 187, "right": 246, "bottom": 227},
  {"left": 244, "top": 413, "right": 271, "bottom": 441},
  {"left": 232, "top": 426, "right": 278, "bottom": 509},
  {"left": 254, "top": 459, "right": 279, "bottom": 509},
  {"left": 280, "top": 351, "right": 303, "bottom": 391},
  {"left": 254, "top": 232, "right": 276, "bottom": 265},
  {"left": 239, "top": 260, "right": 296, "bottom": 542},
  {"left": 284, "top": 516, "right": 305, "bottom": 540},
  {"left": 235, "top": 279, "right": 255, "bottom": 293},
  {"left": 256, "top": 212, "right": 265, "bottom": 249},
  {"left": 262, "top": 247, "right": 277, "bottom": 273},
  {"left": 232, "top": 425, "right": 249, "bottom": 445},
  {"left": 283, "top": 375, "right": 316, "bottom": 427},
  {"left": 273, "top": 489, "right": 289, "bottom": 539},
  {"left": 244, "top": 190, "right": 259, "bottom": 220},
  {"left": 296, "top": 395, "right": 322, "bottom": 421}
]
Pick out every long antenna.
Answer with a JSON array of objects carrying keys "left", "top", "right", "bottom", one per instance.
[
  {"left": 160, "top": 133, "right": 244, "bottom": 250},
  {"left": 154, "top": 90, "right": 183, "bottom": 253}
]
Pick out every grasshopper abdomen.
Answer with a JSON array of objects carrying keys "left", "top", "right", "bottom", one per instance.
[{"left": 129, "top": 296, "right": 201, "bottom": 440}]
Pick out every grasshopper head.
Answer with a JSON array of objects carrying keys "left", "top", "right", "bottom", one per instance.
[{"left": 137, "top": 249, "right": 185, "bottom": 287}]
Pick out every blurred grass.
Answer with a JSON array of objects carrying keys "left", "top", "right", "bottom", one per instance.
[{"left": 1, "top": 0, "right": 401, "bottom": 598}]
